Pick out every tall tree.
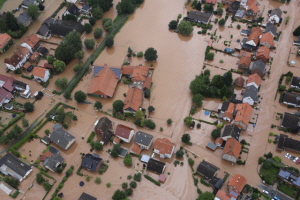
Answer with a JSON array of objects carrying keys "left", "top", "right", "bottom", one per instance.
[
  {"left": 28, "top": 4, "right": 40, "bottom": 20},
  {"left": 53, "top": 60, "right": 66, "bottom": 73},
  {"left": 177, "top": 20, "right": 194, "bottom": 36},
  {"left": 116, "top": 0, "right": 135, "bottom": 15},
  {"left": 5, "top": 12, "right": 19, "bottom": 31},
  {"left": 223, "top": 71, "right": 233, "bottom": 86},
  {"left": 74, "top": 91, "right": 87, "bottom": 103},
  {"left": 88, "top": 0, "right": 113, "bottom": 12},
  {"left": 144, "top": 47, "right": 158, "bottom": 61}
]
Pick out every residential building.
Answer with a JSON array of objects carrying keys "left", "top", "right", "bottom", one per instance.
[
  {"left": 131, "top": 66, "right": 149, "bottom": 85},
  {"left": 4, "top": 45, "right": 30, "bottom": 71},
  {"left": 250, "top": 60, "right": 266, "bottom": 77},
  {"left": 277, "top": 169, "right": 300, "bottom": 189},
  {"left": 240, "top": 51, "right": 252, "bottom": 58},
  {"left": 281, "top": 112, "right": 300, "bottom": 133},
  {"left": 234, "top": 76, "right": 245, "bottom": 88},
  {"left": 256, "top": 46, "right": 270, "bottom": 63},
  {"left": 63, "top": 4, "right": 80, "bottom": 16},
  {"left": 0, "top": 74, "right": 15, "bottom": 92},
  {"left": 227, "top": 174, "right": 247, "bottom": 198},
  {"left": 43, "top": 154, "right": 64, "bottom": 172},
  {"left": 240, "top": 0, "right": 248, "bottom": 7},
  {"left": 22, "top": 34, "right": 40, "bottom": 52},
  {"left": 0, "top": 33, "right": 13, "bottom": 54},
  {"left": 196, "top": 160, "right": 219, "bottom": 180},
  {"left": 242, "top": 85, "right": 258, "bottom": 106},
  {"left": 87, "top": 66, "right": 120, "bottom": 98},
  {"left": 235, "top": 9, "right": 245, "bottom": 19},
  {"left": 79, "top": 192, "right": 97, "bottom": 200},
  {"left": 260, "top": 32, "right": 274, "bottom": 48},
  {"left": 132, "top": 131, "right": 153, "bottom": 150},
  {"left": 22, "top": 0, "right": 37, "bottom": 9},
  {"left": 269, "top": 8, "right": 282, "bottom": 24},
  {"left": 13, "top": 80, "right": 31, "bottom": 98},
  {"left": 39, "top": 151, "right": 53, "bottom": 161},
  {"left": 246, "top": 73, "right": 261, "bottom": 88},
  {"left": 227, "top": 1, "right": 240, "bottom": 15},
  {"left": 277, "top": 133, "right": 300, "bottom": 153},
  {"left": 234, "top": 103, "right": 253, "bottom": 130},
  {"left": 123, "top": 87, "right": 143, "bottom": 113},
  {"left": 66, "top": 0, "right": 77, "bottom": 3},
  {"left": 244, "top": 0, "right": 259, "bottom": 17},
  {"left": 264, "top": 23, "right": 277, "bottom": 37},
  {"left": 214, "top": 190, "right": 233, "bottom": 200},
  {"left": 80, "top": 4, "right": 92, "bottom": 16},
  {"left": 223, "top": 103, "right": 235, "bottom": 122},
  {"left": 94, "top": 117, "right": 113, "bottom": 144},
  {"left": 238, "top": 56, "right": 251, "bottom": 69},
  {"left": 81, "top": 153, "right": 103, "bottom": 173},
  {"left": 49, "top": 124, "right": 76, "bottom": 150},
  {"left": 32, "top": 67, "right": 50, "bottom": 82},
  {"left": 0, "top": 153, "right": 32, "bottom": 181},
  {"left": 222, "top": 138, "right": 242, "bottom": 163},
  {"left": 291, "top": 76, "right": 300, "bottom": 89},
  {"left": 114, "top": 124, "right": 134, "bottom": 143},
  {"left": 0, "top": 88, "right": 13, "bottom": 107},
  {"left": 146, "top": 158, "right": 166, "bottom": 174},
  {"left": 153, "top": 138, "right": 175, "bottom": 159},
  {"left": 221, "top": 125, "right": 241, "bottom": 141},
  {"left": 246, "top": 27, "right": 262, "bottom": 47},
  {"left": 186, "top": 11, "right": 213, "bottom": 24},
  {"left": 29, "top": 52, "right": 40, "bottom": 63},
  {"left": 205, "top": 0, "right": 217, "bottom": 4},
  {"left": 17, "top": 11, "right": 32, "bottom": 27},
  {"left": 282, "top": 92, "right": 300, "bottom": 108}
]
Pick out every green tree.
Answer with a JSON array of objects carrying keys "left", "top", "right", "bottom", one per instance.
[
  {"left": 144, "top": 88, "right": 151, "bottom": 98},
  {"left": 117, "top": 0, "right": 135, "bottom": 15},
  {"left": 279, "top": 85, "right": 286, "bottom": 92},
  {"left": 133, "top": 173, "right": 141, "bottom": 182},
  {"left": 113, "top": 100, "right": 124, "bottom": 112},
  {"left": 237, "top": 24, "right": 241, "bottom": 29},
  {"left": 135, "top": 110, "right": 144, "bottom": 120},
  {"left": 125, "top": 188, "right": 133, "bottom": 196},
  {"left": 167, "top": 118, "right": 173, "bottom": 125},
  {"left": 4, "top": 176, "right": 19, "bottom": 188},
  {"left": 195, "top": 2, "right": 202, "bottom": 11},
  {"left": 144, "top": 119, "right": 156, "bottom": 129},
  {"left": 176, "top": 149, "right": 184, "bottom": 158},
  {"left": 22, "top": 118, "right": 29, "bottom": 128},
  {"left": 168, "top": 20, "right": 178, "bottom": 30},
  {"left": 89, "top": 17, "right": 96, "bottom": 25},
  {"left": 24, "top": 102, "right": 34, "bottom": 112},
  {"left": 111, "top": 143, "right": 121, "bottom": 158},
  {"left": 94, "top": 101, "right": 103, "bottom": 110},
  {"left": 144, "top": 47, "right": 158, "bottom": 61},
  {"left": 95, "top": 177, "right": 101, "bottom": 184},
  {"left": 206, "top": 52, "right": 214, "bottom": 60},
  {"left": 88, "top": 0, "right": 113, "bottom": 12},
  {"left": 43, "top": 182, "right": 52, "bottom": 191},
  {"left": 192, "top": 93, "right": 203, "bottom": 107},
  {"left": 5, "top": 12, "right": 19, "bottom": 31},
  {"left": 197, "top": 191, "right": 214, "bottom": 200},
  {"left": 47, "top": 55, "right": 55, "bottom": 64},
  {"left": 189, "top": 77, "right": 207, "bottom": 95},
  {"left": 124, "top": 154, "right": 132, "bottom": 166},
  {"left": 148, "top": 105, "right": 155, "bottom": 113},
  {"left": 74, "top": 50, "right": 84, "bottom": 61},
  {"left": 224, "top": 71, "right": 233, "bottom": 86},
  {"left": 188, "top": 158, "right": 194, "bottom": 166},
  {"left": 91, "top": 6, "right": 103, "bottom": 20},
  {"left": 181, "top": 133, "right": 191, "bottom": 144},
  {"left": 64, "top": 91, "right": 71, "bottom": 99},
  {"left": 53, "top": 60, "right": 66, "bottom": 73},
  {"left": 90, "top": 141, "right": 103, "bottom": 150},
  {"left": 203, "top": 3, "right": 213, "bottom": 11},
  {"left": 94, "top": 27, "right": 103, "bottom": 39},
  {"left": 36, "top": 173, "right": 45, "bottom": 184},
  {"left": 177, "top": 20, "right": 194, "bottom": 36},
  {"left": 184, "top": 116, "right": 193, "bottom": 127},
  {"left": 74, "top": 90, "right": 87, "bottom": 103},
  {"left": 55, "top": 77, "right": 68, "bottom": 89},
  {"left": 216, "top": 8, "right": 223, "bottom": 16},
  {"left": 112, "top": 189, "right": 127, "bottom": 200},
  {"left": 293, "top": 26, "right": 300, "bottom": 36},
  {"left": 84, "top": 39, "right": 95, "bottom": 49},
  {"left": 211, "top": 129, "right": 221, "bottom": 139},
  {"left": 28, "top": 4, "right": 40, "bottom": 20},
  {"left": 122, "top": 182, "right": 128, "bottom": 189},
  {"left": 84, "top": 23, "right": 92, "bottom": 33},
  {"left": 130, "top": 181, "right": 137, "bottom": 188},
  {"left": 102, "top": 18, "right": 113, "bottom": 32},
  {"left": 105, "top": 36, "right": 114, "bottom": 47},
  {"left": 218, "top": 18, "right": 226, "bottom": 26},
  {"left": 211, "top": 75, "right": 224, "bottom": 88},
  {"left": 73, "top": 64, "right": 82, "bottom": 72}
]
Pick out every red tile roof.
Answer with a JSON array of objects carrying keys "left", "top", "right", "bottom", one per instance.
[
  {"left": 206, "top": 0, "right": 217, "bottom": 4},
  {"left": 247, "top": 27, "right": 262, "bottom": 45},
  {"left": 260, "top": 32, "right": 274, "bottom": 46},
  {"left": 115, "top": 124, "right": 133, "bottom": 140},
  {"left": 223, "top": 138, "right": 241, "bottom": 160},
  {"left": 234, "top": 103, "right": 253, "bottom": 126},
  {"left": 228, "top": 174, "right": 247, "bottom": 193},
  {"left": 0, "top": 88, "right": 13, "bottom": 103},
  {"left": 239, "top": 50, "right": 252, "bottom": 58},
  {"left": 0, "top": 74, "right": 15, "bottom": 92},
  {"left": 30, "top": 52, "right": 40, "bottom": 61},
  {"left": 247, "top": 73, "right": 261, "bottom": 87},
  {"left": 113, "top": 137, "right": 121, "bottom": 144},
  {"left": 4, "top": 54, "right": 22, "bottom": 67},
  {"left": 130, "top": 143, "right": 142, "bottom": 155},
  {"left": 131, "top": 66, "right": 149, "bottom": 82},
  {"left": 23, "top": 34, "right": 40, "bottom": 48},
  {"left": 123, "top": 87, "right": 143, "bottom": 112},
  {"left": 158, "top": 174, "right": 167, "bottom": 183},
  {"left": 121, "top": 65, "right": 135, "bottom": 75},
  {"left": 239, "top": 56, "right": 251, "bottom": 67},
  {"left": 223, "top": 103, "right": 235, "bottom": 120},
  {"left": 215, "top": 137, "right": 224, "bottom": 146},
  {"left": 32, "top": 67, "right": 47, "bottom": 78},
  {"left": 215, "top": 190, "right": 231, "bottom": 200},
  {"left": 153, "top": 138, "right": 175, "bottom": 155},
  {"left": 15, "top": 45, "right": 30, "bottom": 58},
  {"left": 256, "top": 46, "right": 270, "bottom": 61},
  {"left": 143, "top": 76, "right": 152, "bottom": 90},
  {"left": 0, "top": 33, "right": 12, "bottom": 49},
  {"left": 87, "top": 67, "right": 119, "bottom": 97},
  {"left": 234, "top": 77, "right": 245, "bottom": 87},
  {"left": 246, "top": 0, "right": 259, "bottom": 13},
  {"left": 23, "top": 62, "right": 31, "bottom": 69},
  {"left": 39, "top": 151, "right": 53, "bottom": 161}
]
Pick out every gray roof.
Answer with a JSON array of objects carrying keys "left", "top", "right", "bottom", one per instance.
[
  {"left": 283, "top": 92, "right": 300, "bottom": 107},
  {"left": 41, "top": 136, "right": 51, "bottom": 144},
  {"left": 206, "top": 142, "right": 217, "bottom": 150},
  {"left": 17, "top": 11, "right": 32, "bottom": 26},
  {"left": 81, "top": 4, "right": 91, "bottom": 11},
  {"left": 221, "top": 125, "right": 241, "bottom": 141},
  {"left": 43, "top": 154, "right": 64, "bottom": 172},
  {"left": 22, "top": 0, "right": 36, "bottom": 6},
  {"left": 66, "top": 4, "right": 80, "bottom": 16},
  {"left": 220, "top": 101, "right": 230, "bottom": 112},
  {"left": 187, "top": 11, "right": 213, "bottom": 23},
  {"left": 264, "top": 23, "right": 277, "bottom": 36},
  {"left": 241, "top": 29, "right": 250, "bottom": 36},
  {"left": 235, "top": 9, "right": 245, "bottom": 18},
  {"left": 134, "top": 131, "right": 153, "bottom": 146},
  {"left": 250, "top": 60, "right": 266, "bottom": 74},
  {"left": 80, "top": 153, "right": 102, "bottom": 172},
  {"left": 53, "top": 123, "right": 62, "bottom": 130},
  {"left": 278, "top": 169, "right": 300, "bottom": 187},
  {"left": 49, "top": 128, "right": 75, "bottom": 150},
  {"left": 270, "top": 8, "right": 282, "bottom": 18},
  {"left": 95, "top": 117, "right": 112, "bottom": 134},
  {"left": 146, "top": 158, "right": 166, "bottom": 174},
  {"left": 291, "top": 76, "right": 300, "bottom": 88},
  {"left": 0, "top": 153, "right": 32, "bottom": 179},
  {"left": 79, "top": 192, "right": 97, "bottom": 200},
  {"left": 196, "top": 160, "right": 219, "bottom": 180},
  {"left": 243, "top": 85, "right": 258, "bottom": 101},
  {"left": 281, "top": 112, "right": 300, "bottom": 133}
]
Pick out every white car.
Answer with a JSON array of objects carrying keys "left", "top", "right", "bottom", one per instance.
[
  {"left": 293, "top": 157, "right": 299, "bottom": 162},
  {"left": 263, "top": 190, "right": 269, "bottom": 194},
  {"left": 285, "top": 153, "right": 290, "bottom": 158}
]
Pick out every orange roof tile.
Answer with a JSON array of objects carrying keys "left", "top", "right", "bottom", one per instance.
[
  {"left": 246, "top": 0, "right": 259, "bottom": 13},
  {"left": 131, "top": 143, "right": 142, "bottom": 155},
  {"left": 215, "top": 190, "right": 231, "bottom": 200},
  {"left": 131, "top": 66, "right": 149, "bottom": 82},
  {"left": 234, "top": 103, "right": 253, "bottom": 126},
  {"left": 23, "top": 62, "right": 31, "bottom": 69},
  {"left": 223, "top": 138, "right": 241, "bottom": 159},
  {"left": 39, "top": 151, "right": 53, "bottom": 161},
  {"left": 4, "top": 54, "right": 22, "bottom": 67},
  {"left": 15, "top": 45, "right": 30, "bottom": 58},
  {"left": 121, "top": 65, "right": 135, "bottom": 75},
  {"left": 30, "top": 52, "right": 40, "bottom": 60},
  {"left": 239, "top": 56, "right": 251, "bottom": 67},
  {"left": 215, "top": 137, "right": 224, "bottom": 145},
  {"left": 228, "top": 174, "right": 247, "bottom": 193},
  {"left": 247, "top": 27, "right": 262, "bottom": 45},
  {"left": 239, "top": 50, "right": 252, "bottom": 58},
  {"left": 234, "top": 77, "right": 245, "bottom": 87},
  {"left": 0, "top": 33, "right": 12, "bottom": 49},
  {"left": 143, "top": 76, "right": 152, "bottom": 89},
  {"left": 153, "top": 138, "right": 175, "bottom": 155},
  {"left": 206, "top": 0, "right": 217, "bottom": 4},
  {"left": 32, "top": 67, "right": 47, "bottom": 78},
  {"left": 23, "top": 34, "right": 39, "bottom": 48},
  {"left": 123, "top": 87, "right": 143, "bottom": 112},
  {"left": 115, "top": 124, "right": 133, "bottom": 140},
  {"left": 223, "top": 103, "right": 235, "bottom": 120},
  {"left": 256, "top": 46, "right": 270, "bottom": 60},
  {"left": 87, "top": 67, "right": 119, "bottom": 97},
  {"left": 260, "top": 32, "right": 274, "bottom": 46},
  {"left": 247, "top": 73, "right": 261, "bottom": 87},
  {"left": 113, "top": 137, "right": 121, "bottom": 144}
]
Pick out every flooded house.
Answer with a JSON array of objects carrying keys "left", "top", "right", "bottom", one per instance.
[
  {"left": 0, "top": 89, "right": 13, "bottom": 107},
  {"left": 246, "top": 73, "right": 261, "bottom": 89},
  {"left": 264, "top": 23, "right": 277, "bottom": 38},
  {"left": 259, "top": 32, "right": 274, "bottom": 48},
  {"left": 243, "top": 0, "right": 259, "bottom": 17},
  {"left": 282, "top": 92, "right": 300, "bottom": 108},
  {"left": 80, "top": 4, "right": 92, "bottom": 16},
  {"left": 238, "top": 56, "right": 251, "bottom": 70},
  {"left": 233, "top": 103, "right": 253, "bottom": 130},
  {"left": 281, "top": 112, "right": 300, "bottom": 133},
  {"left": 227, "top": 174, "right": 247, "bottom": 198},
  {"left": 63, "top": 4, "right": 80, "bottom": 17},
  {"left": 222, "top": 138, "right": 242, "bottom": 163},
  {"left": 255, "top": 46, "right": 270, "bottom": 63},
  {"left": 87, "top": 66, "right": 121, "bottom": 98},
  {"left": 186, "top": 10, "right": 213, "bottom": 25},
  {"left": 17, "top": 11, "right": 32, "bottom": 27},
  {"left": 269, "top": 8, "right": 282, "bottom": 24},
  {"left": 121, "top": 65, "right": 152, "bottom": 90},
  {"left": 43, "top": 154, "right": 64, "bottom": 172},
  {"left": 215, "top": 190, "right": 233, "bottom": 200},
  {"left": 242, "top": 85, "right": 258, "bottom": 106},
  {"left": 221, "top": 124, "right": 241, "bottom": 141},
  {"left": 153, "top": 138, "right": 175, "bottom": 159},
  {"left": 250, "top": 60, "right": 266, "bottom": 77},
  {"left": 79, "top": 192, "right": 97, "bottom": 200},
  {"left": 222, "top": 102, "right": 235, "bottom": 122},
  {"left": 32, "top": 67, "right": 50, "bottom": 82},
  {"left": 0, "top": 33, "right": 13, "bottom": 54},
  {"left": 13, "top": 80, "right": 31, "bottom": 98},
  {"left": 94, "top": 117, "right": 113, "bottom": 144},
  {"left": 146, "top": 158, "right": 166, "bottom": 174},
  {"left": 22, "top": 34, "right": 40, "bottom": 52},
  {"left": 196, "top": 160, "right": 219, "bottom": 182},
  {"left": 4, "top": 45, "right": 31, "bottom": 71},
  {"left": 277, "top": 169, "right": 300, "bottom": 189},
  {"left": 0, "top": 153, "right": 32, "bottom": 182},
  {"left": 114, "top": 124, "right": 134, "bottom": 143},
  {"left": 130, "top": 131, "right": 153, "bottom": 155},
  {"left": 21, "top": 0, "right": 38, "bottom": 9},
  {"left": 80, "top": 153, "right": 103, "bottom": 173},
  {"left": 123, "top": 87, "right": 144, "bottom": 113},
  {"left": 234, "top": 76, "right": 245, "bottom": 88},
  {"left": 49, "top": 124, "right": 76, "bottom": 150},
  {"left": 277, "top": 134, "right": 300, "bottom": 153},
  {"left": 291, "top": 76, "right": 300, "bottom": 89},
  {"left": 245, "top": 27, "right": 262, "bottom": 47}
]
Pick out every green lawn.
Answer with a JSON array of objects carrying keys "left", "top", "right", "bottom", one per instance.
[
  {"left": 259, "top": 161, "right": 280, "bottom": 184},
  {"left": 278, "top": 182, "right": 297, "bottom": 198},
  {"left": 0, "top": 0, "right": 7, "bottom": 10}
]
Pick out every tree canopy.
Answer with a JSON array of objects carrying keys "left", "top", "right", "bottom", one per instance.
[
  {"left": 55, "top": 77, "right": 68, "bottom": 89},
  {"left": 94, "top": 27, "right": 103, "bottom": 39},
  {"left": 24, "top": 102, "right": 34, "bottom": 112},
  {"left": 197, "top": 192, "right": 214, "bottom": 200},
  {"left": 28, "top": 4, "right": 40, "bottom": 20},
  {"left": 113, "top": 100, "right": 124, "bottom": 112},
  {"left": 102, "top": 18, "right": 113, "bottom": 32},
  {"left": 84, "top": 23, "right": 92, "bottom": 33},
  {"left": 53, "top": 60, "right": 66, "bottom": 73},
  {"left": 117, "top": 0, "right": 135, "bottom": 15},
  {"left": 112, "top": 189, "right": 127, "bottom": 200},
  {"left": 88, "top": 0, "right": 113, "bottom": 12},
  {"left": 177, "top": 20, "right": 194, "bottom": 36},
  {"left": 181, "top": 133, "right": 191, "bottom": 144},
  {"left": 91, "top": 6, "right": 103, "bottom": 19},
  {"left": 84, "top": 39, "right": 95, "bottom": 49},
  {"left": 211, "top": 129, "right": 221, "bottom": 139},
  {"left": 94, "top": 101, "right": 103, "bottom": 110},
  {"left": 74, "top": 90, "right": 87, "bottom": 103},
  {"left": 144, "top": 47, "right": 158, "bottom": 61},
  {"left": 192, "top": 93, "right": 203, "bottom": 107},
  {"left": 105, "top": 36, "right": 114, "bottom": 47},
  {"left": 293, "top": 25, "right": 300, "bottom": 36},
  {"left": 123, "top": 154, "right": 132, "bottom": 166},
  {"left": 168, "top": 20, "right": 178, "bottom": 30},
  {"left": 218, "top": 18, "right": 226, "bottom": 26}
]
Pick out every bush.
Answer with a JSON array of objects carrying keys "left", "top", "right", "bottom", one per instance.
[
  {"left": 167, "top": 118, "right": 173, "bottom": 125},
  {"left": 144, "top": 88, "right": 151, "bottom": 98},
  {"left": 184, "top": 116, "right": 193, "bottom": 127},
  {"left": 218, "top": 18, "right": 226, "bottom": 26},
  {"left": 133, "top": 173, "right": 142, "bottom": 182},
  {"left": 144, "top": 175, "right": 161, "bottom": 186},
  {"left": 113, "top": 100, "right": 124, "bottom": 112},
  {"left": 144, "top": 119, "right": 156, "bottom": 129},
  {"left": 177, "top": 20, "right": 194, "bottom": 36},
  {"left": 89, "top": 17, "right": 96, "bottom": 25},
  {"left": 45, "top": 129, "right": 50, "bottom": 135},
  {"left": 168, "top": 20, "right": 178, "bottom": 30},
  {"left": 94, "top": 27, "right": 103, "bottom": 39},
  {"left": 105, "top": 36, "right": 114, "bottom": 47},
  {"left": 237, "top": 24, "right": 241, "bottom": 29},
  {"left": 84, "top": 39, "right": 95, "bottom": 49},
  {"left": 74, "top": 90, "right": 87, "bottom": 103},
  {"left": 205, "top": 52, "right": 215, "bottom": 60},
  {"left": 84, "top": 23, "right": 92, "bottom": 33},
  {"left": 24, "top": 102, "right": 34, "bottom": 112},
  {"left": 136, "top": 51, "right": 143, "bottom": 57},
  {"left": 123, "top": 154, "right": 132, "bottom": 166},
  {"left": 211, "top": 129, "right": 221, "bottom": 139},
  {"left": 130, "top": 181, "right": 137, "bottom": 188},
  {"left": 103, "top": 18, "right": 113, "bottom": 32},
  {"left": 36, "top": 173, "right": 45, "bottom": 184},
  {"left": 106, "top": 182, "right": 111, "bottom": 188},
  {"left": 122, "top": 182, "right": 128, "bottom": 189},
  {"left": 176, "top": 149, "right": 184, "bottom": 158},
  {"left": 95, "top": 177, "right": 101, "bottom": 184},
  {"left": 181, "top": 133, "right": 191, "bottom": 144},
  {"left": 73, "top": 64, "right": 82, "bottom": 72}
]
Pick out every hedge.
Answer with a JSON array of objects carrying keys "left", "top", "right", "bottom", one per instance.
[
  {"left": 21, "top": 74, "right": 33, "bottom": 80},
  {"left": 76, "top": 166, "right": 83, "bottom": 176},
  {"left": 144, "top": 175, "right": 161, "bottom": 186},
  {"left": 86, "top": 131, "right": 95, "bottom": 143},
  {"left": 0, "top": 112, "right": 24, "bottom": 133}
]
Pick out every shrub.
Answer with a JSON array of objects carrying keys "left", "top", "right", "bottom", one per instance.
[
  {"left": 84, "top": 23, "right": 92, "bottom": 33},
  {"left": 137, "top": 51, "right": 143, "bottom": 57},
  {"left": 122, "top": 182, "right": 128, "bottom": 189},
  {"left": 94, "top": 27, "right": 103, "bottom": 39},
  {"left": 45, "top": 129, "right": 50, "bottom": 135},
  {"left": 167, "top": 118, "right": 173, "bottom": 125},
  {"left": 105, "top": 36, "right": 114, "bottom": 47},
  {"left": 133, "top": 173, "right": 142, "bottom": 182},
  {"left": 211, "top": 129, "right": 221, "bottom": 139},
  {"left": 123, "top": 154, "right": 132, "bottom": 166},
  {"left": 106, "top": 182, "right": 111, "bottom": 188},
  {"left": 176, "top": 149, "right": 184, "bottom": 158},
  {"left": 144, "top": 175, "right": 161, "bottom": 186},
  {"left": 74, "top": 90, "right": 87, "bottom": 103},
  {"left": 95, "top": 177, "right": 101, "bottom": 184},
  {"left": 89, "top": 17, "right": 96, "bottom": 25},
  {"left": 130, "top": 181, "right": 137, "bottom": 188},
  {"left": 24, "top": 102, "right": 34, "bottom": 112},
  {"left": 168, "top": 20, "right": 178, "bottom": 30},
  {"left": 205, "top": 52, "right": 215, "bottom": 60},
  {"left": 84, "top": 39, "right": 95, "bottom": 49}
]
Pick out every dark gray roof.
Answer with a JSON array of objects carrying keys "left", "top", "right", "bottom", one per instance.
[
  {"left": 49, "top": 128, "right": 75, "bottom": 150},
  {"left": 79, "top": 192, "right": 97, "bottom": 200},
  {"left": 49, "top": 146, "right": 59, "bottom": 154},
  {"left": 81, "top": 4, "right": 91, "bottom": 11},
  {"left": 17, "top": 11, "right": 32, "bottom": 26},
  {"left": 53, "top": 123, "right": 62, "bottom": 130},
  {"left": 37, "top": 47, "right": 49, "bottom": 56},
  {"left": 134, "top": 131, "right": 153, "bottom": 146},
  {"left": 221, "top": 124, "right": 241, "bottom": 141},
  {"left": 209, "top": 177, "right": 224, "bottom": 189},
  {"left": 284, "top": 138, "right": 300, "bottom": 153},
  {"left": 0, "top": 153, "right": 32, "bottom": 178},
  {"left": 264, "top": 23, "right": 277, "bottom": 36},
  {"left": 228, "top": 1, "right": 240, "bottom": 14},
  {"left": 95, "top": 117, "right": 112, "bottom": 134},
  {"left": 13, "top": 80, "right": 27, "bottom": 90},
  {"left": 270, "top": 8, "right": 282, "bottom": 18},
  {"left": 41, "top": 136, "right": 51, "bottom": 144},
  {"left": 196, "top": 160, "right": 219, "bottom": 180},
  {"left": 220, "top": 101, "right": 230, "bottom": 112},
  {"left": 66, "top": 4, "right": 80, "bottom": 16},
  {"left": 251, "top": 60, "right": 266, "bottom": 74},
  {"left": 281, "top": 112, "right": 300, "bottom": 133},
  {"left": 241, "top": 38, "right": 256, "bottom": 51},
  {"left": 146, "top": 158, "right": 166, "bottom": 174},
  {"left": 283, "top": 92, "right": 300, "bottom": 107},
  {"left": 43, "top": 154, "right": 64, "bottom": 172},
  {"left": 241, "top": 29, "right": 250, "bottom": 36},
  {"left": 235, "top": 9, "right": 245, "bottom": 18},
  {"left": 81, "top": 153, "right": 102, "bottom": 172},
  {"left": 291, "top": 76, "right": 300, "bottom": 88},
  {"left": 22, "top": 0, "right": 36, "bottom": 6},
  {"left": 243, "top": 85, "right": 258, "bottom": 101},
  {"left": 187, "top": 11, "right": 213, "bottom": 23}
]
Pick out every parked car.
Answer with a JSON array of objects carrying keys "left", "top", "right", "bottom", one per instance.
[
  {"left": 293, "top": 157, "right": 299, "bottom": 162},
  {"left": 296, "top": 159, "right": 300, "bottom": 165},
  {"left": 285, "top": 153, "right": 290, "bottom": 158},
  {"left": 263, "top": 190, "right": 269, "bottom": 194},
  {"left": 290, "top": 155, "right": 295, "bottom": 160}
]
